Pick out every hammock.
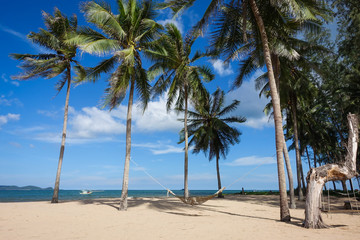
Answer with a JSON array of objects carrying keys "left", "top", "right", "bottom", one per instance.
[
  {"left": 130, "top": 158, "right": 266, "bottom": 206},
  {"left": 167, "top": 187, "right": 226, "bottom": 205}
]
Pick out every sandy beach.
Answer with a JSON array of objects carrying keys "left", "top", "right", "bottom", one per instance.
[{"left": 1, "top": 195, "right": 359, "bottom": 240}]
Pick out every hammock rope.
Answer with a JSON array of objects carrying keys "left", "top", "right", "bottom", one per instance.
[{"left": 130, "top": 157, "right": 267, "bottom": 206}]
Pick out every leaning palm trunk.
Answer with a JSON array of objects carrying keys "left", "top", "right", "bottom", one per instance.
[
  {"left": 184, "top": 87, "right": 190, "bottom": 199},
  {"left": 273, "top": 54, "right": 295, "bottom": 208},
  {"left": 52, "top": 69, "right": 71, "bottom": 203},
  {"left": 119, "top": 80, "right": 135, "bottom": 211},
  {"left": 216, "top": 154, "right": 223, "bottom": 198},
  {"left": 249, "top": 0, "right": 290, "bottom": 221},
  {"left": 283, "top": 136, "right": 296, "bottom": 209},
  {"left": 303, "top": 113, "right": 358, "bottom": 228},
  {"left": 291, "top": 94, "right": 304, "bottom": 200}
]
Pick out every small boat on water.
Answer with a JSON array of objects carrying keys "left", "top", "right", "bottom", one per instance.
[{"left": 80, "top": 190, "right": 92, "bottom": 195}]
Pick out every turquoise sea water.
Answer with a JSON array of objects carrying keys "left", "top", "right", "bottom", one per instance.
[{"left": 0, "top": 189, "right": 246, "bottom": 202}]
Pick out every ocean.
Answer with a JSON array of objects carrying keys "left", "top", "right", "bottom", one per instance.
[{"left": 0, "top": 189, "right": 245, "bottom": 202}]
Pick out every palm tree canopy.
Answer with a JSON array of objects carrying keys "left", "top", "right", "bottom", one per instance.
[
  {"left": 10, "top": 8, "right": 82, "bottom": 92},
  {"left": 145, "top": 23, "right": 214, "bottom": 111},
  {"left": 69, "top": 0, "right": 163, "bottom": 109},
  {"left": 180, "top": 88, "right": 246, "bottom": 161}
]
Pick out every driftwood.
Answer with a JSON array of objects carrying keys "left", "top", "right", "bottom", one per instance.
[{"left": 303, "top": 113, "right": 359, "bottom": 228}]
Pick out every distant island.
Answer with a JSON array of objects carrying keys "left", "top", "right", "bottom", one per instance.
[{"left": 0, "top": 185, "right": 53, "bottom": 190}]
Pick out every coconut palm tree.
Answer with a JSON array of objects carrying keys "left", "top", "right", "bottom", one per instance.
[
  {"left": 145, "top": 23, "right": 214, "bottom": 199},
  {"left": 161, "top": 0, "right": 329, "bottom": 221},
  {"left": 70, "top": 0, "right": 162, "bottom": 210},
  {"left": 180, "top": 88, "right": 246, "bottom": 197},
  {"left": 210, "top": 0, "right": 330, "bottom": 205},
  {"left": 10, "top": 8, "right": 84, "bottom": 203}
]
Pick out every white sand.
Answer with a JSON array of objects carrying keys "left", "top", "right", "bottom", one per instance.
[{"left": 1, "top": 195, "right": 359, "bottom": 240}]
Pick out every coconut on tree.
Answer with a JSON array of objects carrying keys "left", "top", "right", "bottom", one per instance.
[{"left": 10, "top": 8, "right": 84, "bottom": 203}]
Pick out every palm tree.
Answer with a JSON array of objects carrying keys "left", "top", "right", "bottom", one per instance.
[
  {"left": 10, "top": 8, "right": 83, "bottom": 203},
  {"left": 145, "top": 23, "right": 214, "bottom": 199},
  {"left": 212, "top": 0, "right": 330, "bottom": 205},
  {"left": 160, "top": 0, "right": 329, "bottom": 221},
  {"left": 181, "top": 88, "right": 246, "bottom": 197},
  {"left": 70, "top": 0, "right": 162, "bottom": 210}
]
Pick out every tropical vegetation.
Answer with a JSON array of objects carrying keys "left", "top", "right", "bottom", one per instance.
[
  {"left": 180, "top": 88, "right": 246, "bottom": 198},
  {"left": 145, "top": 23, "right": 214, "bottom": 199},
  {"left": 10, "top": 8, "right": 84, "bottom": 203},
  {"left": 9, "top": 0, "right": 360, "bottom": 229}
]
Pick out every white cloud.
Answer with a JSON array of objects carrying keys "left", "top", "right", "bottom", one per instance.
[
  {"left": 0, "top": 24, "right": 48, "bottom": 52},
  {"left": 25, "top": 92, "right": 183, "bottom": 144},
  {"left": 9, "top": 142, "right": 22, "bottom": 148},
  {"left": 210, "top": 59, "right": 234, "bottom": 76},
  {"left": 2, "top": 74, "right": 19, "bottom": 87},
  {"left": 158, "top": 17, "right": 184, "bottom": 33},
  {"left": 0, "top": 113, "right": 20, "bottom": 129},
  {"left": 225, "top": 69, "right": 273, "bottom": 129},
  {"left": 166, "top": 173, "right": 216, "bottom": 181},
  {"left": 0, "top": 95, "right": 23, "bottom": 107},
  {"left": 132, "top": 141, "right": 183, "bottom": 155},
  {"left": 69, "top": 106, "right": 126, "bottom": 139},
  {"left": 151, "top": 145, "right": 183, "bottom": 155},
  {"left": 224, "top": 156, "right": 276, "bottom": 166},
  {"left": 131, "top": 94, "right": 183, "bottom": 132},
  {"left": 37, "top": 110, "right": 59, "bottom": 119}
]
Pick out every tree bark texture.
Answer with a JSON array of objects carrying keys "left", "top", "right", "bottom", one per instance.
[
  {"left": 283, "top": 137, "right": 296, "bottom": 208},
  {"left": 273, "top": 53, "right": 295, "bottom": 208},
  {"left": 184, "top": 87, "right": 189, "bottom": 199},
  {"left": 306, "top": 146, "right": 312, "bottom": 169},
  {"left": 303, "top": 113, "right": 358, "bottom": 228},
  {"left": 119, "top": 80, "right": 135, "bottom": 211},
  {"left": 291, "top": 93, "right": 304, "bottom": 200},
  {"left": 52, "top": 68, "right": 71, "bottom": 203},
  {"left": 249, "top": 0, "right": 290, "bottom": 222},
  {"left": 349, "top": 179, "right": 354, "bottom": 192},
  {"left": 301, "top": 164, "right": 306, "bottom": 194},
  {"left": 216, "top": 154, "right": 223, "bottom": 198},
  {"left": 341, "top": 180, "right": 348, "bottom": 192}
]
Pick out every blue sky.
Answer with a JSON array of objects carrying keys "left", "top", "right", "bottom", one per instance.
[{"left": 0, "top": 0, "right": 314, "bottom": 191}]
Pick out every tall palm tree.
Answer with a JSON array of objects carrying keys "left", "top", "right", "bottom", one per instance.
[
  {"left": 181, "top": 88, "right": 246, "bottom": 197},
  {"left": 145, "top": 23, "right": 214, "bottom": 199},
  {"left": 10, "top": 8, "right": 83, "bottom": 203},
  {"left": 211, "top": 0, "right": 329, "bottom": 205},
  {"left": 70, "top": 0, "right": 162, "bottom": 210},
  {"left": 160, "top": 0, "right": 329, "bottom": 222}
]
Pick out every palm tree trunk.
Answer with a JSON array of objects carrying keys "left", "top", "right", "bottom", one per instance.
[
  {"left": 349, "top": 179, "right": 354, "bottom": 192},
  {"left": 272, "top": 54, "right": 295, "bottom": 208},
  {"left": 283, "top": 137, "right": 296, "bottom": 208},
  {"left": 216, "top": 153, "right": 223, "bottom": 198},
  {"left": 184, "top": 87, "right": 189, "bottom": 199},
  {"left": 313, "top": 148, "right": 317, "bottom": 168},
  {"left": 291, "top": 94, "right": 304, "bottom": 200},
  {"left": 119, "top": 79, "right": 135, "bottom": 211},
  {"left": 301, "top": 164, "right": 306, "bottom": 194},
  {"left": 332, "top": 181, "right": 337, "bottom": 190},
  {"left": 341, "top": 180, "right": 348, "bottom": 192},
  {"left": 51, "top": 67, "right": 71, "bottom": 203},
  {"left": 249, "top": 0, "right": 290, "bottom": 222},
  {"left": 306, "top": 146, "right": 312, "bottom": 169}
]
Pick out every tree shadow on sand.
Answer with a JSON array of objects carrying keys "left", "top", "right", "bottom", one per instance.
[{"left": 74, "top": 196, "right": 351, "bottom": 229}]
